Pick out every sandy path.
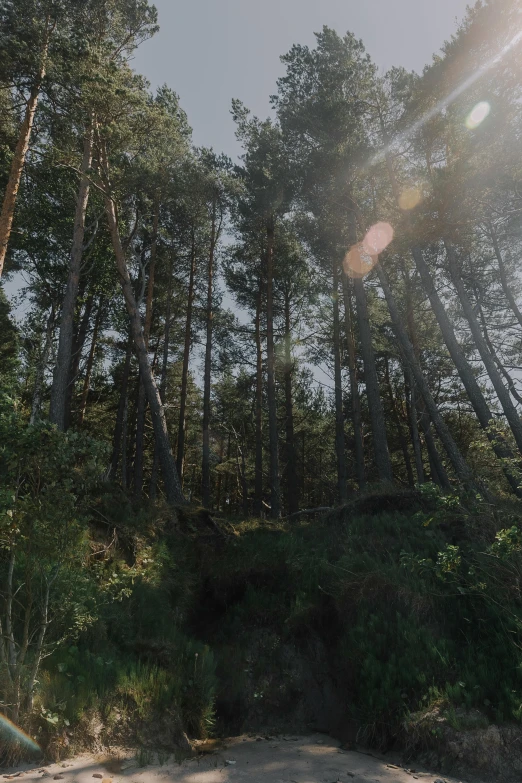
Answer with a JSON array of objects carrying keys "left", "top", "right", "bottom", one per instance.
[{"left": 2, "top": 734, "right": 476, "bottom": 783}]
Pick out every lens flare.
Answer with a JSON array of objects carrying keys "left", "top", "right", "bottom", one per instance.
[
  {"left": 399, "top": 187, "right": 423, "bottom": 211},
  {"left": 465, "top": 101, "right": 491, "bottom": 129},
  {"left": 0, "top": 713, "right": 40, "bottom": 753},
  {"left": 362, "top": 222, "right": 394, "bottom": 256},
  {"left": 371, "top": 29, "right": 521, "bottom": 167},
  {"left": 344, "top": 243, "right": 376, "bottom": 279},
  {"left": 344, "top": 223, "right": 394, "bottom": 278}
]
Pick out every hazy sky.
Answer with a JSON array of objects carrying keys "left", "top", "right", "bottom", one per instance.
[{"left": 133, "top": 0, "right": 470, "bottom": 159}]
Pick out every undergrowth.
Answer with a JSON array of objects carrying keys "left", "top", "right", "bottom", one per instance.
[
  {"left": 181, "top": 485, "right": 522, "bottom": 746},
  {"left": 4, "top": 480, "right": 522, "bottom": 758}
]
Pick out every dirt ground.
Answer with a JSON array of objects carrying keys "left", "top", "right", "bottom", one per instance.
[{"left": 2, "top": 734, "right": 483, "bottom": 783}]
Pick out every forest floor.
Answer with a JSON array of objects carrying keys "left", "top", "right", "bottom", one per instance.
[{"left": 2, "top": 735, "right": 482, "bottom": 783}]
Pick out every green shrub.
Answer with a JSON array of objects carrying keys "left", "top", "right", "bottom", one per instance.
[{"left": 186, "top": 489, "right": 522, "bottom": 744}]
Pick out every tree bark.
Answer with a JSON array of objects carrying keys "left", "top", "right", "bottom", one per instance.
[
  {"left": 445, "top": 241, "right": 522, "bottom": 457},
  {"left": 78, "top": 296, "right": 103, "bottom": 426},
  {"left": 121, "top": 383, "right": 130, "bottom": 488},
  {"left": 488, "top": 221, "right": 522, "bottom": 330},
  {"left": 353, "top": 275, "right": 393, "bottom": 482},
  {"left": 49, "top": 119, "right": 94, "bottom": 429},
  {"left": 254, "top": 279, "right": 264, "bottom": 516},
  {"left": 377, "top": 261, "right": 483, "bottom": 494},
  {"left": 30, "top": 306, "right": 55, "bottom": 426},
  {"left": 134, "top": 194, "right": 159, "bottom": 498},
  {"left": 0, "top": 24, "right": 51, "bottom": 277},
  {"left": 63, "top": 292, "right": 94, "bottom": 429},
  {"left": 266, "top": 218, "right": 281, "bottom": 518},
  {"left": 333, "top": 259, "right": 348, "bottom": 502},
  {"left": 475, "top": 291, "right": 522, "bottom": 406},
  {"left": 403, "top": 269, "right": 426, "bottom": 483},
  {"left": 151, "top": 261, "right": 173, "bottom": 500},
  {"left": 341, "top": 273, "right": 365, "bottom": 489},
  {"left": 223, "top": 433, "right": 231, "bottom": 510},
  {"left": 0, "top": 85, "right": 41, "bottom": 267},
  {"left": 384, "top": 356, "right": 414, "bottom": 485},
  {"left": 234, "top": 428, "right": 249, "bottom": 516},
  {"left": 132, "top": 364, "right": 149, "bottom": 495},
  {"left": 110, "top": 331, "right": 132, "bottom": 480},
  {"left": 202, "top": 198, "right": 217, "bottom": 508},
  {"left": 176, "top": 232, "right": 196, "bottom": 484},
  {"left": 403, "top": 366, "right": 425, "bottom": 484},
  {"left": 381, "top": 141, "right": 522, "bottom": 496},
  {"left": 101, "top": 145, "right": 184, "bottom": 505},
  {"left": 411, "top": 243, "right": 522, "bottom": 495},
  {"left": 283, "top": 290, "right": 299, "bottom": 514},
  {"left": 216, "top": 437, "right": 225, "bottom": 512},
  {"left": 419, "top": 406, "right": 451, "bottom": 489}
]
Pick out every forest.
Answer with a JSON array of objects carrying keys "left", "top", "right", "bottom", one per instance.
[{"left": 1, "top": 0, "right": 522, "bottom": 776}]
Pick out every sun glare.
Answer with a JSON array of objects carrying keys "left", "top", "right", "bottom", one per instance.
[
  {"left": 466, "top": 101, "right": 491, "bottom": 130},
  {"left": 371, "top": 28, "right": 522, "bottom": 167}
]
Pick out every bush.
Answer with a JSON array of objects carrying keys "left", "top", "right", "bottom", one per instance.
[{"left": 185, "top": 487, "right": 522, "bottom": 745}]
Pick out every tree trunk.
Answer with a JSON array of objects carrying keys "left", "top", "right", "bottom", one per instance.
[
  {"left": 254, "top": 279, "right": 264, "bottom": 516},
  {"left": 411, "top": 243, "right": 522, "bottom": 496},
  {"left": 30, "top": 306, "right": 55, "bottom": 426},
  {"left": 283, "top": 291, "right": 299, "bottom": 514},
  {"left": 333, "top": 259, "right": 348, "bottom": 502},
  {"left": 216, "top": 437, "right": 225, "bottom": 512},
  {"left": 110, "top": 331, "right": 132, "bottom": 480},
  {"left": 49, "top": 120, "right": 94, "bottom": 429},
  {"left": 202, "top": 199, "right": 217, "bottom": 508},
  {"left": 235, "top": 429, "right": 249, "bottom": 516},
  {"left": 134, "top": 195, "right": 159, "bottom": 498},
  {"left": 381, "top": 142, "right": 522, "bottom": 496},
  {"left": 101, "top": 146, "right": 184, "bottom": 505},
  {"left": 475, "top": 291, "right": 522, "bottom": 405},
  {"left": 133, "top": 377, "right": 147, "bottom": 494},
  {"left": 176, "top": 233, "right": 196, "bottom": 484},
  {"left": 353, "top": 275, "right": 393, "bottom": 482},
  {"left": 151, "top": 262, "right": 173, "bottom": 500},
  {"left": 419, "top": 407, "right": 451, "bottom": 489},
  {"left": 63, "top": 292, "right": 94, "bottom": 429},
  {"left": 403, "top": 270, "right": 426, "bottom": 484},
  {"left": 0, "top": 25, "right": 50, "bottom": 277},
  {"left": 384, "top": 356, "right": 414, "bottom": 486},
  {"left": 445, "top": 241, "right": 522, "bottom": 457},
  {"left": 78, "top": 296, "right": 103, "bottom": 426},
  {"left": 377, "top": 261, "right": 483, "bottom": 494},
  {"left": 121, "top": 386, "right": 129, "bottom": 489},
  {"left": 223, "top": 433, "right": 231, "bottom": 510},
  {"left": 489, "top": 222, "right": 522, "bottom": 330},
  {"left": 301, "top": 431, "right": 306, "bottom": 506},
  {"left": 266, "top": 218, "right": 281, "bottom": 518},
  {"left": 403, "top": 366, "right": 425, "bottom": 484},
  {"left": 0, "top": 84, "right": 40, "bottom": 254},
  {"left": 241, "top": 436, "right": 248, "bottom": 516},
  {"left": 341, "top": 273, "right": 365, "bottom": 489}
]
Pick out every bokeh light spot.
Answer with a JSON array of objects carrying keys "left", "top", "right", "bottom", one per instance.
[
  {"left": 399, "top": 187, "right": 422, "bottom": 211},
  {"left": 362, "top": 222, "right": 394, "bottom": 256},
  {"left": 465, "top": 101, "right": 491, "bottom": 129},
  {"left": 344, "top": 243, "right": 377, "bottom": 279}
]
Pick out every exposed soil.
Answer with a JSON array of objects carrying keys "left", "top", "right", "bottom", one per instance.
[{"left": 2, "top": 734, "right": 482, "bottom": 783}]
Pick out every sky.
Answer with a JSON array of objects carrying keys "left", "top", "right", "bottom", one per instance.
[{"left": 133, "top": 0, "right": 471, "bottom": 160}]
